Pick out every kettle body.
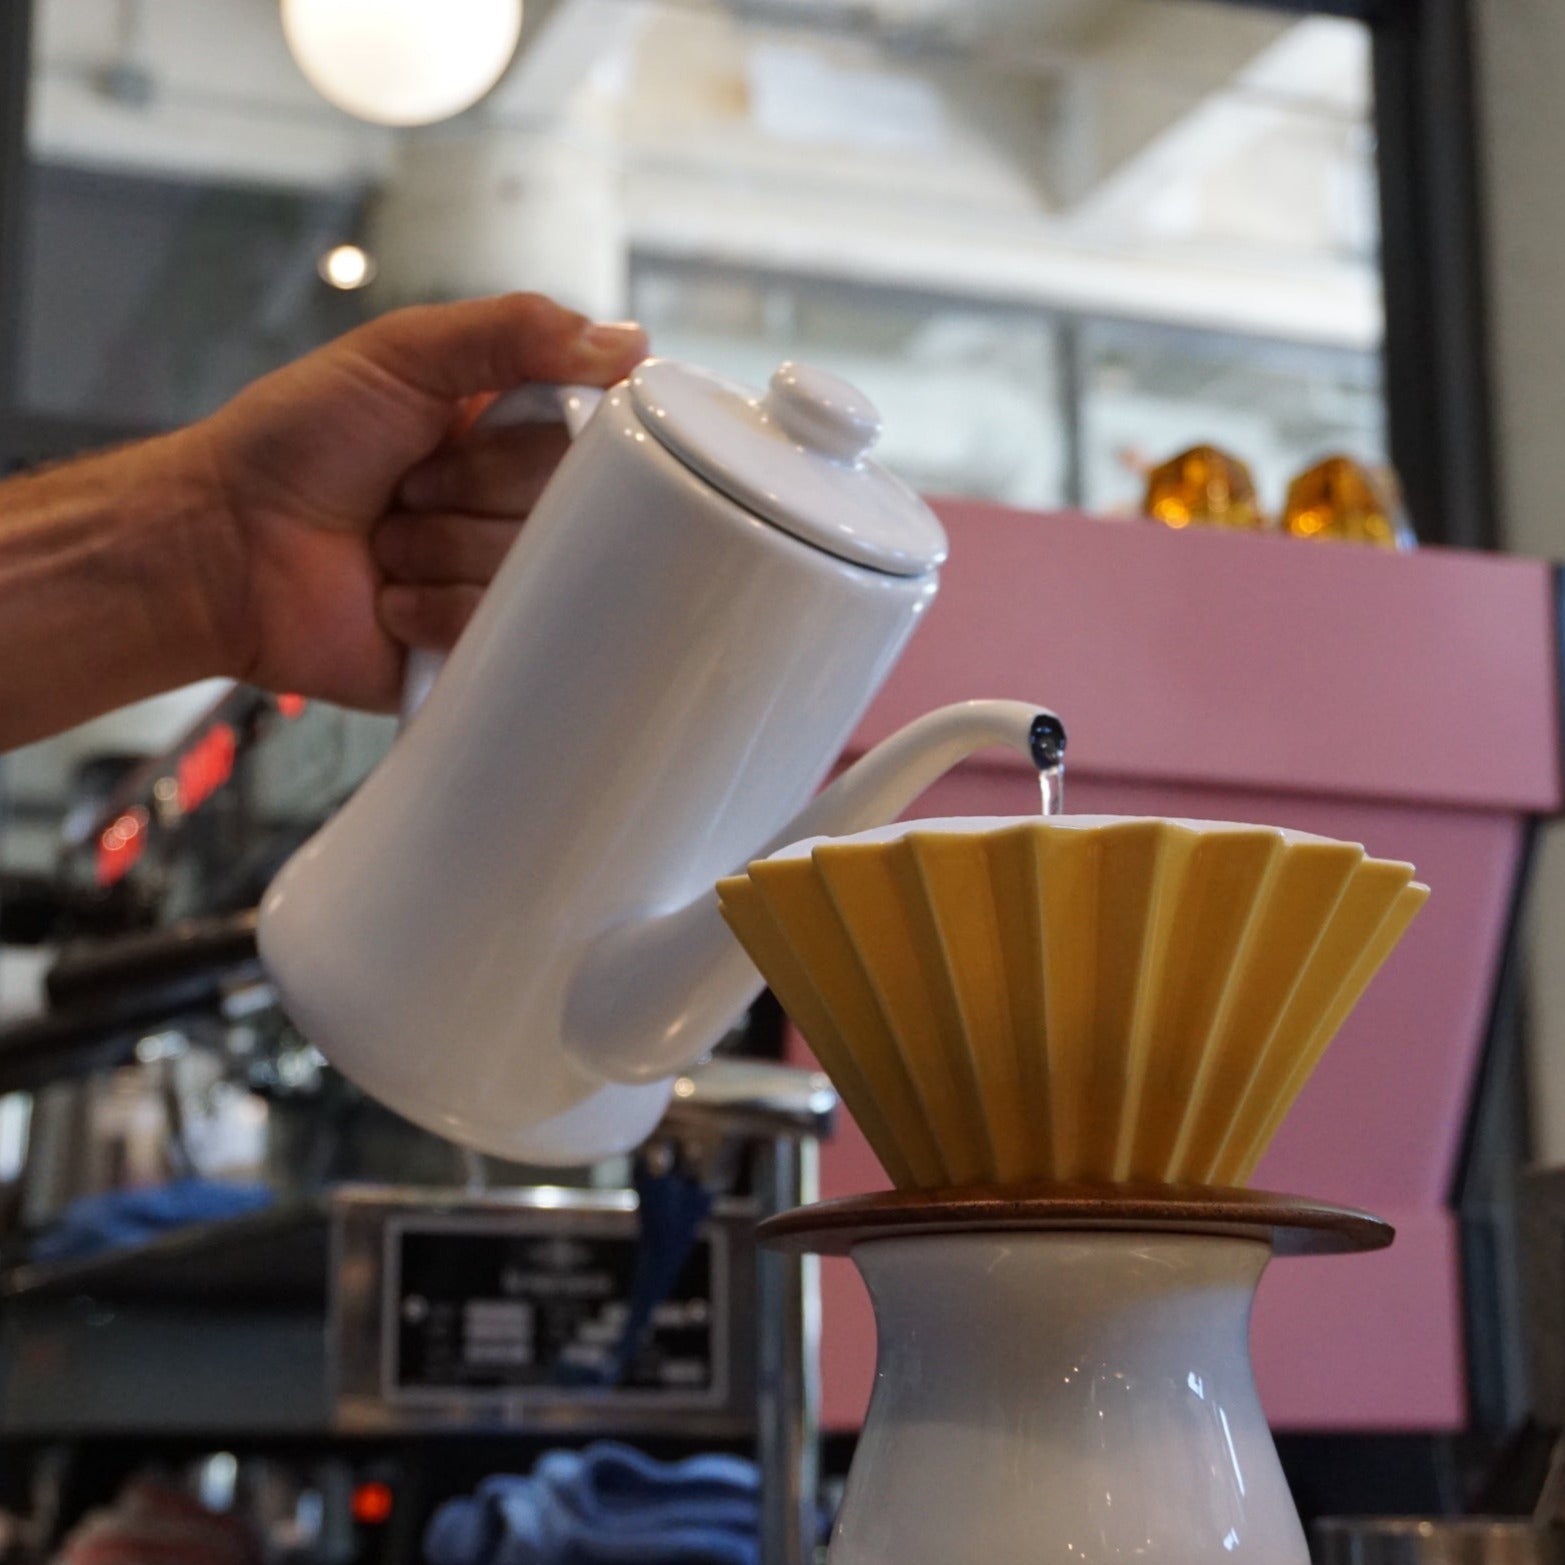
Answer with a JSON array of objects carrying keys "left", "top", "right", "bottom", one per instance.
[{"left": 259, "top": 369, "right": 943, "bottom": 1160}]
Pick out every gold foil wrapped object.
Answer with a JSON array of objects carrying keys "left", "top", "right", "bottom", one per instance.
[
  {"left": 1283, "top": 456, "right": 1405, "bottom": 548},
  {"left": 1143, "top": 445, "right": 1265, "bottom": 532}
]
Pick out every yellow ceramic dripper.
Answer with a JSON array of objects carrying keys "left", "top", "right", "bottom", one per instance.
[{"left": 717, "top": 816, "right": 1427, "bottom": 1191}]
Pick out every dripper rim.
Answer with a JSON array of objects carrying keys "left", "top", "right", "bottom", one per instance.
[{"left": 756, "top": 814, "right": 1405, "bottom": 866}]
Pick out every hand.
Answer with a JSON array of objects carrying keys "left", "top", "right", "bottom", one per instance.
[{"left": 181, "top": 293, "right": 647, "bottom": 711}]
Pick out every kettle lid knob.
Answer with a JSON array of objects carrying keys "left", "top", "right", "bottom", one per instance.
[
  {"left": 762, "top": 362, "right": 881, "bottom": 464},
  {"left": 629, "top": 356, "right": 947, "bottom": 577}
]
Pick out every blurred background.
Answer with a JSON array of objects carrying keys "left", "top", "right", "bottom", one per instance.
[
  {"left": 12, "top": 1, "right": 1565, "bottom": 1560},
  {"left": 0, "top": 0, "right": 1391, "bottom": 926}
]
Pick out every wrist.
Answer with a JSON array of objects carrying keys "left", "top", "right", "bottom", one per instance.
[
  {"left": 0, "top": 430, "right": 252, "bottom": 748},
  {"left": 142, "top": 425, "right": 257, "bottom": 686}
]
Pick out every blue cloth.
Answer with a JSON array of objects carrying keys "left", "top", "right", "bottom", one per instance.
[
  {"left": 425, "top": 1444, "right": 764, "bottom": 1565},
  {"left": 30, "top": 1178, "right": 273, "bottom": 1263}
]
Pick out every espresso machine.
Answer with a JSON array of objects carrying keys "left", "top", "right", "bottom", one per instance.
[{"left": 0, "top": 686, "right": 836, "bottom": 1565}]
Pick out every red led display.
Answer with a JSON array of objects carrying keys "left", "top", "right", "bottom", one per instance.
[
  {"left": 176, "top": 723, "right": 237, "bottom": 814},
  {"left": 96, "top": 808, "right": 149, "bottom": 887},
  {"left": 350, "top": 1483, "right": 394, "bottom": 1526}
]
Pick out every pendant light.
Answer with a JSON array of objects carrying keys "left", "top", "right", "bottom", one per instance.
[{"left": 281, "top": 0, "right": 523, "bottom": 128}]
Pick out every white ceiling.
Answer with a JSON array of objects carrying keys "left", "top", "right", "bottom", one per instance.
[{"left": 25, "top": 0, "right": 1381, "bottom": 344}]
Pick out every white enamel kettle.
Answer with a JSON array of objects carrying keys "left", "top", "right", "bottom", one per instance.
[{"left": 258, "top": 357, "right": 1060, "bottom": 1163}]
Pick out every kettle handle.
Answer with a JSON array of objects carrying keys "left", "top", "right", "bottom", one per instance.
[{"left": 399, "top": 382, "right": 605, "bottom": 726}]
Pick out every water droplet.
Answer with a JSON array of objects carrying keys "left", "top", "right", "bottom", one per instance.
[{"left": 1030, "top": 712, "right": 1067, "bottom": 816}]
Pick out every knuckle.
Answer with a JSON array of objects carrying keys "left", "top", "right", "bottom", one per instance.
[{"left": 504, "top": 291, "right": 585, "bottom": 336}]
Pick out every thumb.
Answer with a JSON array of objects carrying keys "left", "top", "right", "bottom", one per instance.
[{"left": 345, "top": 294, "right": 647, "bottom": 405}]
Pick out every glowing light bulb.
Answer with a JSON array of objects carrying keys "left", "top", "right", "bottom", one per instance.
[
  {"left": 318, "top": 243, "right": 376, "bottom": 290},
  {"left": 281, "top": 0, "right": 523, "bottom": 128}
]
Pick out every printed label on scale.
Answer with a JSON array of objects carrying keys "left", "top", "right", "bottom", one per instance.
[{"left": 386, "top": 1220, "right": 724, "bottom": 1401}]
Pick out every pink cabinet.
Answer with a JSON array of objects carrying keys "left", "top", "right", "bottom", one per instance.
[{"left": 789, "top": 502, "right": 1561, "bottom": 1433}]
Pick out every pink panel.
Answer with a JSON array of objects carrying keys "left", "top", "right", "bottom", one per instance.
[
  {"left": 849, "top": 505, "right": 1560, "bottom": 813},
  {"left": 1253, "top": 1209, "right": 1466, "bottom": 1431},
  {"left": 816, "top": 1255, "right": 875, "bottom": 1433}
]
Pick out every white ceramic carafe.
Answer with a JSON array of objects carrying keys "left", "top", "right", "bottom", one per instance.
[
  {"left": 258, "top": 358, "right": 1057, "bottom": 1164},
  {"left": 761, "top": 1189, "right": 1390, "bottom": 1565},
  {"left": 840, "top": 1232, "right": 1303, "bottom": 1565}
]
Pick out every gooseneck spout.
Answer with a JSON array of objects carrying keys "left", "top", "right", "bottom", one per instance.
[{"left": 566, "top": 700, "right": 1064, "bottom": 1085}]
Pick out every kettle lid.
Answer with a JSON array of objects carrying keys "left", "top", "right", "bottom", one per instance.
[{"left": 629, "top": 359, "right": 948, "bottom": 577}]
